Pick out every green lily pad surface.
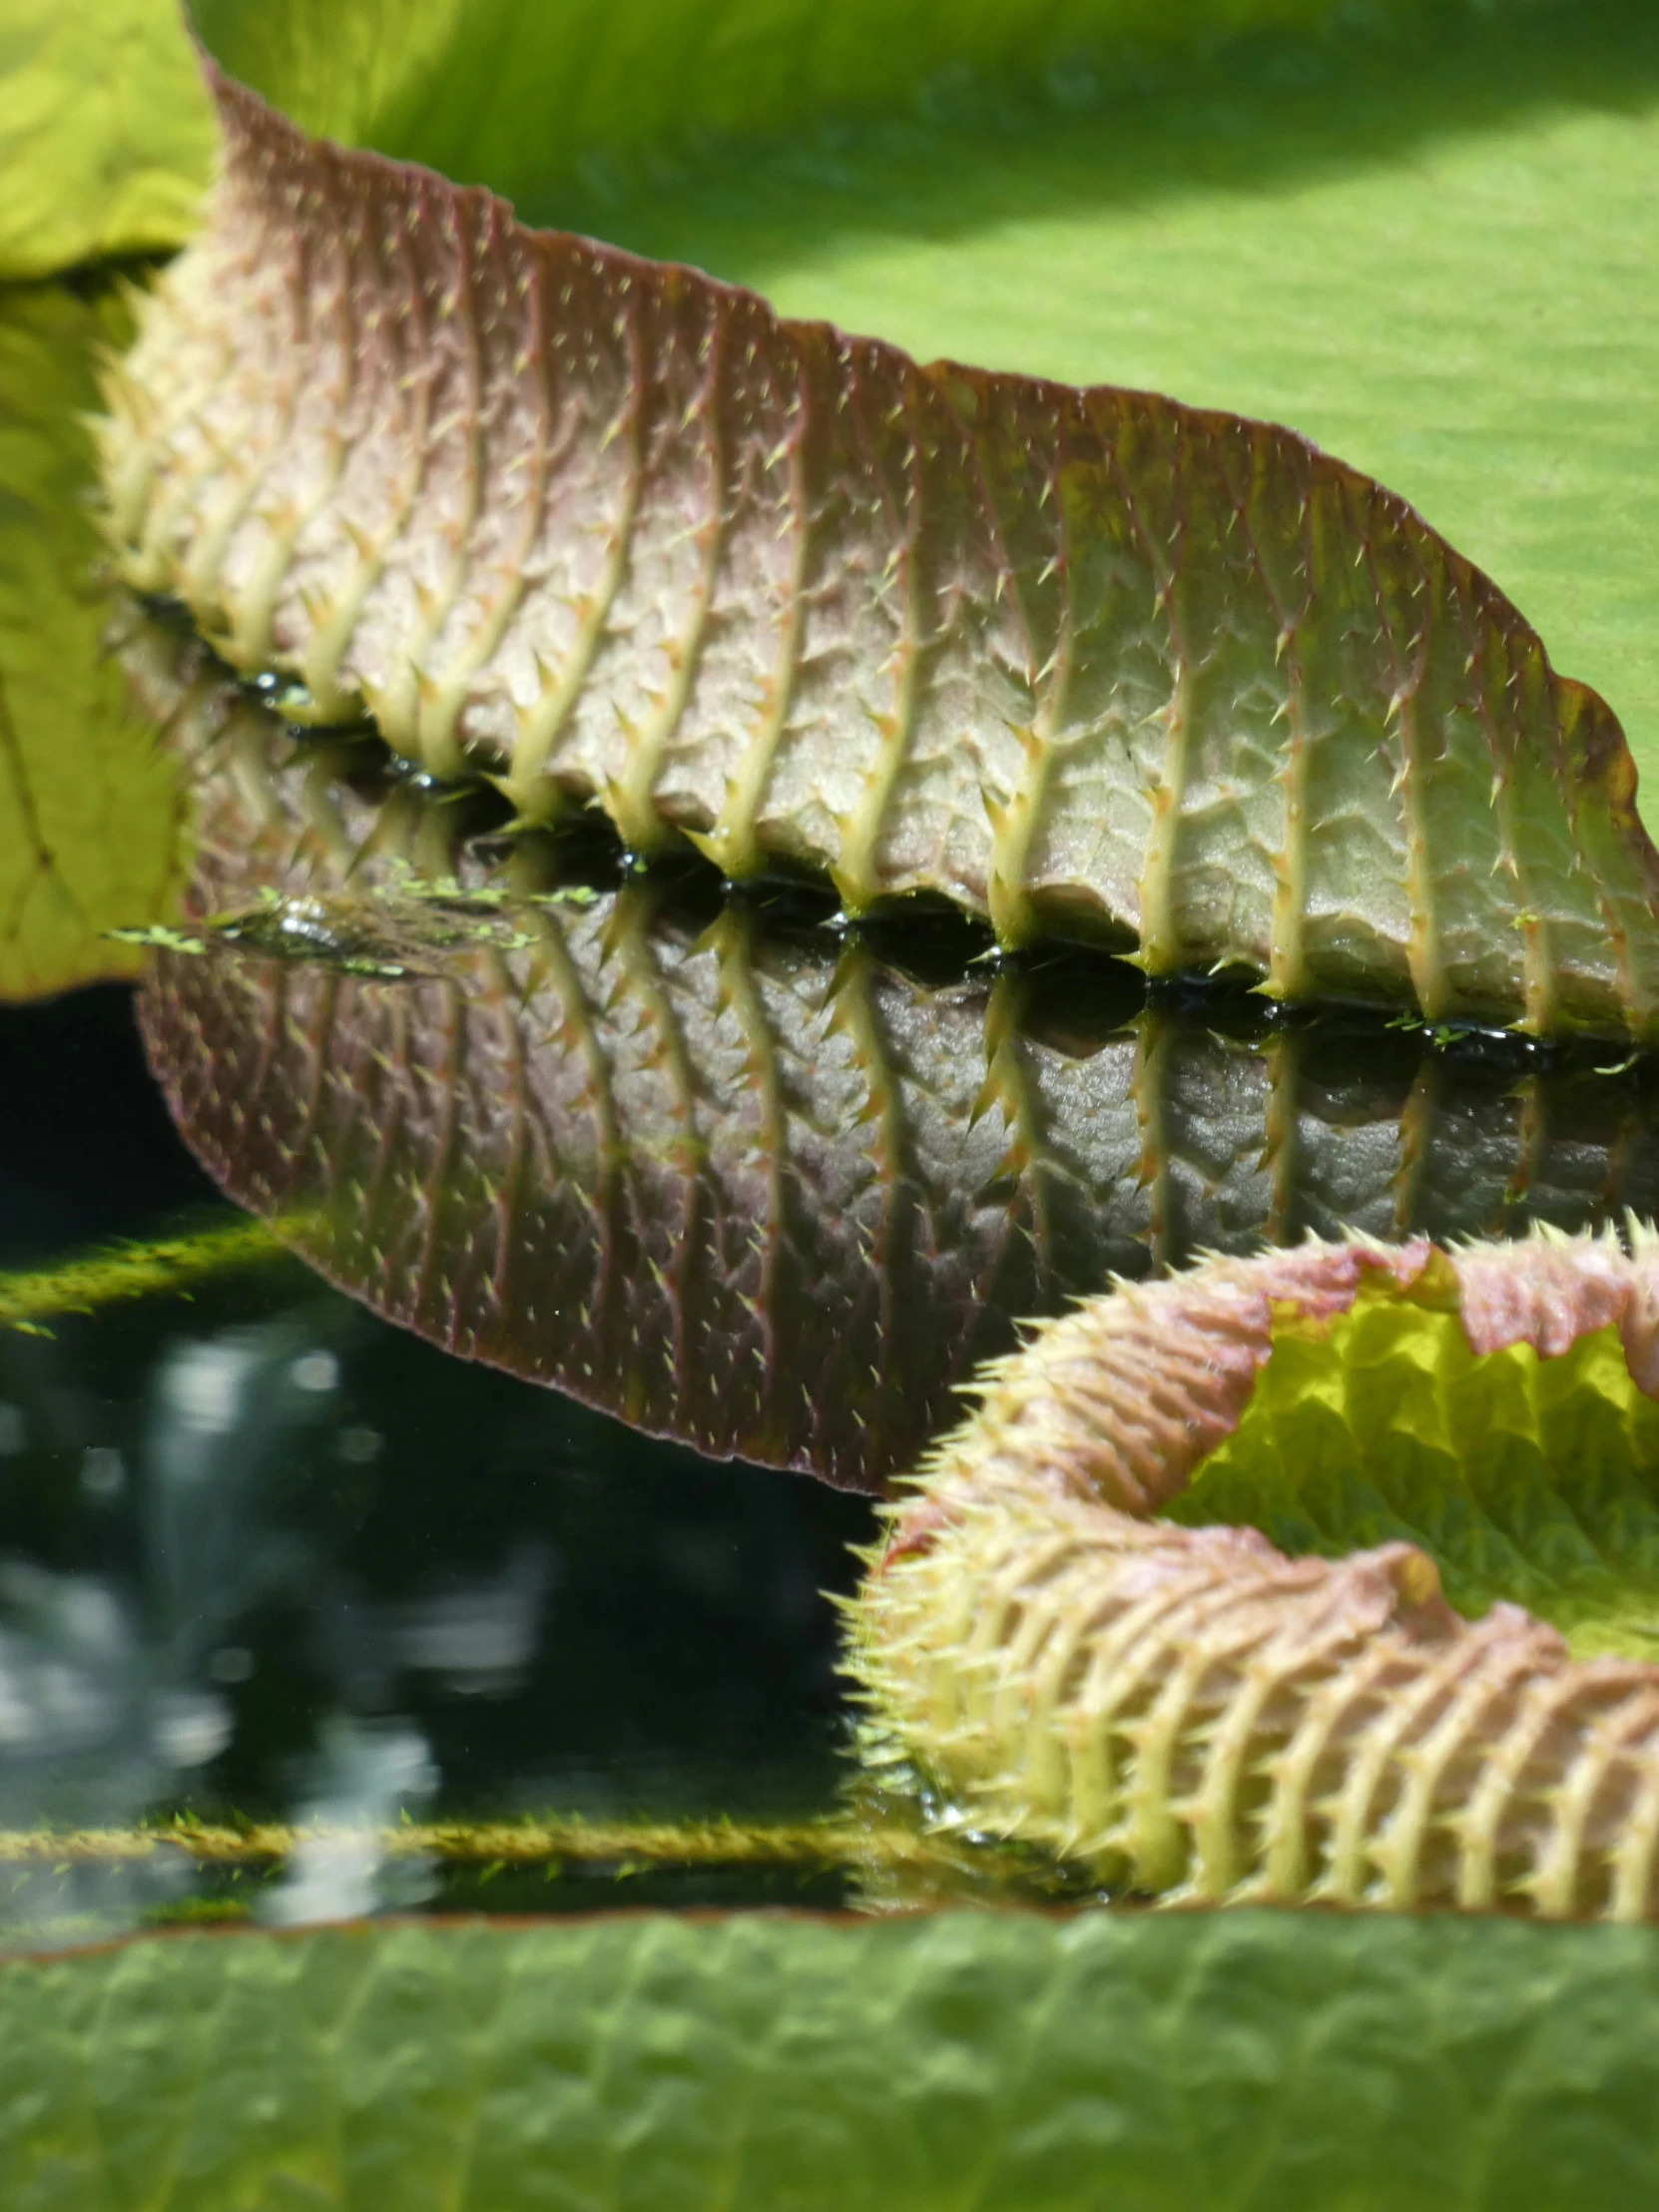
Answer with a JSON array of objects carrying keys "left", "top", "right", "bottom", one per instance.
[
  {"left": 4, "top": 1909, "right": 1658, "bottom": 2210},
  {"left": 0, "top": 285, "right": 187, "bottom": 1000},
  {"left": 0, "top": 0, "right": 212, "bottom": 279},
  {"left": 188, "top": 0, "right": 1459, "bottom": 224},
  {"left": 1171, "top": 1298, "right": 1659, "bottom": 1662}
]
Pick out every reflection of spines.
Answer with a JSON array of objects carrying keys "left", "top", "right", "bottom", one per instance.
[
  {"left": 1389, "top": 1055, "right": 1438, "bottom": 1240},
  {"left": 1128, "top": 1012, "right": 1173, "bottom": 1274},
  {"left": 1503, "top": 1071, "right": 1546, "bottom": 1215},
  {"left": 1261, "top": 1030, "right": 1299, "bottom": 1247},
  {"left": 516, "top": 903, "right": 614, "bottom": 1387},
  {"left": 467, "top": 944, "right": 527, "bottom": 1354},
  {"left": 1606, "top": 1096, "right": 1648, "bottom": 1223},
  {"left": 607, "top": 888, "right": 706, "bottom": 1419},
  {"left": 971, "top": 973, "right": 1049, "bottom": 1281},
  {"left": 708, "top": 907, "right": 790, "bottom": 1448},
  {"left": 822, "top": 946, "right": 912, "bottom": 1450}
]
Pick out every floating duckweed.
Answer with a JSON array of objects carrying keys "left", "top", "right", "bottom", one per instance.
[{"left": 0, "top": 1217, "right": 294, "bottom": 1333}]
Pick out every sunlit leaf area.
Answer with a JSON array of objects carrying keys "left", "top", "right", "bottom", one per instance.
[{"left": 6, "top": 0, "right": 1659, "bottom": 2202}]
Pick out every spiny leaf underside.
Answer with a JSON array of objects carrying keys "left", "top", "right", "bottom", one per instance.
[
  {"left": 126, "top": 610, "right": 1659, "bottom": 1491},
  {"left": 100, "top": 63, "right": 1659, "bottom": 1038},
  {"left": 848, "top": 1233, "right": 1659, "bottom": 1919}
]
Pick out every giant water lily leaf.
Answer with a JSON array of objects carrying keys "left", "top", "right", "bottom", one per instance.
[
  {"left": 0, "top": 0, "right": 212, "bottom": 279},
  {"left": 168, "top": 0, "right": 1659, "bottom": 800},
  {"left": 0, "top": 287, "right": 188, "bottom": 1001},
  {"left": 0, "top": 0, "right": 1514, "bottom": 282},
  {"left": 102, "top": 58, "right": 1659, "bottom": 1038},
  {"left": 2, "top": 1911, "right": 1659, "bottom": 2209},
  {"left": 1170, "top": 1273, "right": 1659, "bottom": 1660},
  {"left": 123, "top": 607, "right": 1659, "bottom": 1489},
  {"left": 851, "top": 1235, "right": 1659, "bottom": 1915},
  {"left": 6, "top": 4, "right": 1657, "bottom": 1031}
]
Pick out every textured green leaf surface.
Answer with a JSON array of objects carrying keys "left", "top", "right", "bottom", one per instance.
[
  {"left": 0, "top": 0, "right": 212, "bottom": 279},
  {"left": 3, "top": 1910, "right": 1659, "bottom": 2210},
  {"left": 0, "top": 0, "right": 1499, "bottom": 283},
  {"left": 189, "top": 0, "right": 1461, "bottom": 229},
  {"left": 0, "top": 286, "right": 187, "bottom": 1001},
  {"left": 1173, "top": 1291, "right": 1659, "bottom": 1661}
]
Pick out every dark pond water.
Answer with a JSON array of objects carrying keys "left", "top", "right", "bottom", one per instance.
[
  {"left": 0, "top": 984, "right": 875, "bottom": 1945},
  {"left": 8, "top": 605, "right": 1659, "bottom": 1950}
]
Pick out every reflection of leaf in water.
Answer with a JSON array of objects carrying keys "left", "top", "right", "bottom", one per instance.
[
  {"left": 127, "top": 610, "right": 1659, "bottom": 1489},
  {"left": 103, "top": 63, "right": 1659, "bottom": 1037},
  {"left": 5, "top": 1910, "right": 1659, "bottom": 2205},
  {"left": 0, "top": 288, "right": 187, "bottom": 1002}
]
